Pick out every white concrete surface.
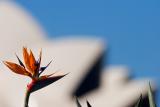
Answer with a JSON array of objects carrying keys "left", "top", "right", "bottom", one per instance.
[{"left": 0, "top": 1, "right": 155, "bottom": 107}]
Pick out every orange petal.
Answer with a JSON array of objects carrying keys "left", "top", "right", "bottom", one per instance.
[
  {"left": 3, "top": 61, "right": 30, "bottom": 76},
  {"left": 38, "top": 49, "right": 42, "bottom": 68},
  {"left": 40, "top": 72, "right": 68, "bottom": 80},
  {"left": 23, "top": 47, "right": 33, "bottom": 74},
  {"left": 29, "top": 50, "right": 37, "bottom": 72},
  {"left": 34, "top": 49, "right": 42, "bottom": 77},
  {"left": 40, "top": 72, "right": 57, "bottom": 79}
]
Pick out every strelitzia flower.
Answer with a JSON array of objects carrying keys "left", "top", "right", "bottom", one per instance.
[
  {"left": 4, "top": 47, "right": 67, "bottom": 107},
  {"left": 3, "top": 47, "right": 66, "bottom": 93}
]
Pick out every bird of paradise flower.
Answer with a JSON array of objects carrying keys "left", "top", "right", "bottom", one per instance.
[{"left": 3, "top": 47, "right": 67, "bottom": 107}]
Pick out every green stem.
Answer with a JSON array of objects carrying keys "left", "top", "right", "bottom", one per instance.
[{"left": 24, "top": 89, "right": 31, "bottom": 107}]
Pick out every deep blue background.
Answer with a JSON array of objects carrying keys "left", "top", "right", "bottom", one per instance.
[{"left": 16, "top": 0, "right": 160, "bottom": 105}]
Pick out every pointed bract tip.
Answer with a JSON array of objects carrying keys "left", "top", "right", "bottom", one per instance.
[
  {"left": 76, "top": 97, "right": 82, "bottom": 107},
  {"left": 86, "top": 100, "right": 92, "bottom": 107}
]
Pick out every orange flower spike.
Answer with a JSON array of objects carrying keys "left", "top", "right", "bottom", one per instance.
[
  {"left": 23, "top": 47, "right": 33, "bottom": 75},
  {"left": 29, "top": 50, "right": 37, "bottom": 73},
  {"left": 3, "top": 61, "right": 31, "bottom": 76}
]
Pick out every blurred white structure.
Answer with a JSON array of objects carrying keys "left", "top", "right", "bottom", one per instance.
[{"left": 0, "top": 1, "right": 155, "bottom": 107}]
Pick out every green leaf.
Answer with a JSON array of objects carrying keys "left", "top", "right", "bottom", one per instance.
[
  {"left": 148, "top": 83, "right": 156, "bottom": 107},
  {"left": 76, "top": 97, "right": 82, "bottom": 107},
  {"left": 86, "top": 100, "right": 92, "bottom": 107},
  {"left": 135, "top": 94, "right": 142, "bottom": 107}
]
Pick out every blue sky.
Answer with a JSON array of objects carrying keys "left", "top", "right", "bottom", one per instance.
[{"left": 16, "top": 0, "right": 160, "bottom": 104}]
